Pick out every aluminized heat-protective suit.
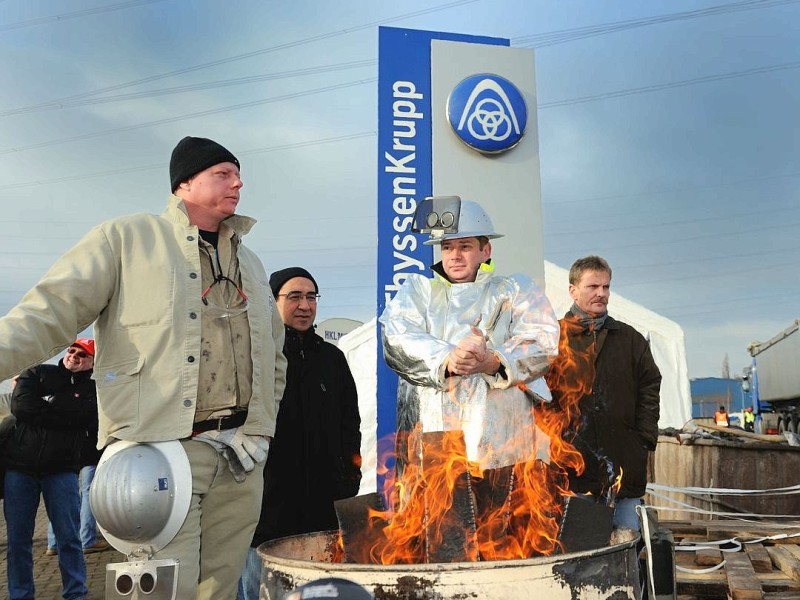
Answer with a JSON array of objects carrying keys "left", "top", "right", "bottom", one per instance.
[{"left": 379, "top": 261, "right": 559, "bottom": 471}]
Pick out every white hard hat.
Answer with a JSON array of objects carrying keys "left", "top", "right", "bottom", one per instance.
[
  {"left": 90, "top": 440, "right": 191, "bottom": 557},
  {"left": 422, "top": 199, "right": 504, "bottom": 245}
]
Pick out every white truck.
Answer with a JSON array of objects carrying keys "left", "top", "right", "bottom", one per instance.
[{"left": 745, "top": 320, "right": 800, "bottom": 434}]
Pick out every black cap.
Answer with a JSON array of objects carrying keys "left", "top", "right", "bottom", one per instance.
[
  {"left": 269, "top": 267, "right": 318, "bottom": 297},
  {"left": 169, "top": 136, "right": 240, "bottom": 192},
  {"left": 284, "top": 578, "right": 374, "bottom": 600}
]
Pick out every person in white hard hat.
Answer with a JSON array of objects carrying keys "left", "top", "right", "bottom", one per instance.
[{"left": 378, "top": 197, "right": 559, "bottom": 557}]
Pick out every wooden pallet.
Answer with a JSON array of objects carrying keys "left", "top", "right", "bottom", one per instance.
[{"left": 664, "top": 520, "right": 800, "bottom": 600}]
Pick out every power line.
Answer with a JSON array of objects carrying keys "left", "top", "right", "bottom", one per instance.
[
  {"left": 0, "top": 131, "right": 375, "bottom": 190},
  {"left": 546, "top": 205, "right": 800, "bottom": 236},
  {"left": 543, "top": 171, "right": 800, "bottom": 207},
  {"left": 615, "top": 244, "right": 800, "bottom": 271},
  {"left": 0, "top": 1, "right": 793, "bottom": 161},
  {"left": 619, "top": 257, "right": 797, "bottom": 287},
  {"left": 0, "top": 0, "right": 478, "bottom": 116},
  {"left": 0, "top": 60, "right": 378, "bottom": 117},
  {"left": 4, "top": 49, "right": 799, "bottom": 155},
  {"left": 0, "top": 79, "right": 376, "bottom": 155},
  {"left": 545, "top": 219, "right": 800, "bottom": 255},
  {"left": 7, "top": 54, "right": 798, "bottom": 118},
  {"left": 538, "top": 60, "right": 800, "bottom": 109},
  {"left": 513, "top": 0, "right": 800, "bottom": 48},
  {"left": 659, "top": 295, "right": 798, "bottom": 320},
  {"left": 659, "top": 289, "right": 797, "bottom": 313},
  {"left": 0, "top": 0, "right": 165, "bottom": 32},
  {"left": 6, "top": 0, "right": 794, "bottom": 118}
]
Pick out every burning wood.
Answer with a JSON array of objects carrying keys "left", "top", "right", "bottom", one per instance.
[
  {"left": 337, "top": 432, "right": 573, "bottom": 563},
  {"left": 419, "top": 431, "right": 478, "bottom": 563},
  {"left": 333, "top": 493, "right": 387, "bottom": 564},
  {"left": 556, "top": 494, "right": 614, "bottom": 554},
  {"left": 361, "top": 428, "right": 479, "bottom": 564}
]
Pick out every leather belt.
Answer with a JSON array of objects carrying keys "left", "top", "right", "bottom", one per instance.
[{"left": 192, "top": 411, "right": 248, "bottom": 435}]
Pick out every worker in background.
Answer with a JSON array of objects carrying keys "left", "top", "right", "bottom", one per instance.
[
  {"left": 714, "top": 405, "right": 729, "bottom": 427},
  {"left": 546, "top": 255, "right": 661, "bottom": 534},
  {"left": 743, "top": 406, "right": 755, "bottom": 432},
  {"left": 0, "top": 136, "right": 287, "bottom": 599}
]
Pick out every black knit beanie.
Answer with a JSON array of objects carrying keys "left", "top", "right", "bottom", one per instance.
[
  {"left": 169, "top": 136, "right": 240, "bottom": 192},
  {"left": 269, "top": 267, "right": 318, "bottom": 297}
]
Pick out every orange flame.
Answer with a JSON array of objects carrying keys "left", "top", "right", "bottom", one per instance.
[
  {"left": 541, "top": 317, "right": 597, "bottom": 481},
  {"left": 364, "top": 317, "right": 597, "bottom": 565},
  {"left": 611, "top": 468, "right": 623, "bottom": 497}
]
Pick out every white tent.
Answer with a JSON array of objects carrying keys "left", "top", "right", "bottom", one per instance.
[{"left": 340, "top": 260, "right": 692, "bottom": 494}]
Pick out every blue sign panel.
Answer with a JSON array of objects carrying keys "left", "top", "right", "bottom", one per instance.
[
  {"left": 447, "top": 73, "right": 527, "bottom": 154},
  {"left": 376, "top": 27, "right": 508, "bottom": 495}
]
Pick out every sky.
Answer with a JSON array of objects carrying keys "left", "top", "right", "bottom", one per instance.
[{"left": 0, "top": 0, "right": 798, "bottom": 386}]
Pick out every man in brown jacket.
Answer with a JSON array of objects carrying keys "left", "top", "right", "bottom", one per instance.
[{"left": 549, "top": 255, "right": 661, "bottom": 532}]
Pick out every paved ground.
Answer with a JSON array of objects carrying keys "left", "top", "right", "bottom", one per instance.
[{"left": 0, "top": 500, "right": 122, "bottom": 599}]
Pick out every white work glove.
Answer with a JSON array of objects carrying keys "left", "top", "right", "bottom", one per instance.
[{"left": 195, "top": 428, "right": 270, "bottom": 482}]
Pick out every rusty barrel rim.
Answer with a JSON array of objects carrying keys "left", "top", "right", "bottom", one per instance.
[{"left": 256, "top": 529, "right": 640, "bottom": 573}]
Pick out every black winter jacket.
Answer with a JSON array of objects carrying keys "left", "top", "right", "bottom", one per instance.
[
  {"left": 252, "top": 326, "right": 361, "bottom": 546},
  {"left": 6, "top": 361, "right": 98, "bottom": 476},
  {"left": 549, "top": 314, "right": 661, "bottom": 499}
]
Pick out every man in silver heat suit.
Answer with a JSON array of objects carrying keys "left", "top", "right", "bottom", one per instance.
[{"left": 379, "top": 198, "right": 559, "bottom": 549}]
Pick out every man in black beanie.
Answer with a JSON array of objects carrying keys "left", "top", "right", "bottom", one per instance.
[
  {"left": 237, "top": 267, "right": 361, "bottom": 600},
  {"left": 169, "top": 135, "right": 240, "bottom": 193},
  {"left": 0, "top": 136, "right": 287, "bottom": 599}
]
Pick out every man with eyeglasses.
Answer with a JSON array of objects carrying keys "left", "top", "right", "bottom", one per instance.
[
  {"left": 4, "top": 339, "right": 98, "bottom": 600},
  {"left": 0, "top": 137, "right": 287, "bottom": 599},
  {"left": 237, "top": 267, "right": 361, "bottom": 600}
]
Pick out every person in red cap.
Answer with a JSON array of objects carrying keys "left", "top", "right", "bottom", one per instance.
[
  {"left": 4, "top": 338, "right": 99, "bottom": 600},
  {"left": 45, "top": 338, "right": 109, "bottom": 557}
]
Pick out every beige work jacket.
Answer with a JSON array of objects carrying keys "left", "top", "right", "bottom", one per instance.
[{"left": 0, "top": 196, "right": 286, "bottom": 447}]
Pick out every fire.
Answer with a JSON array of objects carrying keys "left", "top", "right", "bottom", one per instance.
[
  {"left": 368, "top": 428, "right": 479, "bottom": 564},
  {"left": 609, "top": 468, "right": 623, "bottom": 506},
  {"left": 540, "top": 318, "right": 597, "bottom": 481},
  {"left": 364, "top": 318, "right": 599, "bottom": 565}
]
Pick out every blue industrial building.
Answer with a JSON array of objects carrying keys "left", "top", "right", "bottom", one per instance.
[{"left": 690, "top": 377, "right": 748, "bottom": 423}]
